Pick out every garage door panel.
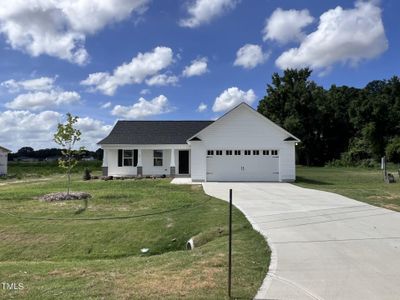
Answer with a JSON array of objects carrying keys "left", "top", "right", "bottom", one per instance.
[{"left": 206, "top": 152, "right": 279, "bottom": 182}]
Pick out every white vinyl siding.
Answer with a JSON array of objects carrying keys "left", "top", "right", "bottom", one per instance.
[
  {"left": 189, "top": 104, "right": 297, "bottom": 182},
  {"left": 0, "top": 151, "right": 8, "bottom": 175}
]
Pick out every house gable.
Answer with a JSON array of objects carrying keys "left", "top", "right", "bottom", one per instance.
[
  {"left": 191, "top": 103, "right": 299, "bottom": 148},
  {"left": 0, "top": 146, "right": 11, "bottom": 153}
]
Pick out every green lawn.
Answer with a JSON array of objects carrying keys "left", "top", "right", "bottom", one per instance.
[
  {"left": 0, "top": 174, "right": 269, "bottom": 299},
  {"left": 296, "top": 165, "right": 400, "bottom": 211}
]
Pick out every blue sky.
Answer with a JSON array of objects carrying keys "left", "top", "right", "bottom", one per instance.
[{"left": 0, "top": 0, "right": 398, "bottom": 151}]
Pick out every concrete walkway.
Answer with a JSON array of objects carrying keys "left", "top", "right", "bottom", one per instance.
[{"left": 202, "top": 182, "right": 400, "bottom": 300}]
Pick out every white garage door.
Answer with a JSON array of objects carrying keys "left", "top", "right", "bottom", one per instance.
[{"left": 206, "top": 150, "right": 279, "bottom": 182}]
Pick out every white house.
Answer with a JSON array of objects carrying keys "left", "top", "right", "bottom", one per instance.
[
  {"left": 0, "top": 146, "right": 11, "bottom": 176},
  {"left": 98, "top": 103, "right": 300, "bottom": 182}
]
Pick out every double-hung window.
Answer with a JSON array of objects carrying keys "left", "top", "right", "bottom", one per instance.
[
  {"left": 123, "top": 150, "right": 133, "bottom": 166},
  {"left": 153, "top": 150, "right": 163, "bottom": 166}
]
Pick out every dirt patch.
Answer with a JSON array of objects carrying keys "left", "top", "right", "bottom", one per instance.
[
  {"left": 190, "top": 185, "right": 203, "bottom": 191},
  {"left": 0, "top": 178, "right": 51, "bottom": 186},
  {"left": 118, "top": 267, "right": 222, "bottom": 299},
  {"left": 382, "top": 204, "right": 400, "bottom": 211},
  {"left": 368, "top": 194, "right": 398, "bottom": 200},
  {"left": 0, "top": 231, "right": 62, "bottom": 245}
]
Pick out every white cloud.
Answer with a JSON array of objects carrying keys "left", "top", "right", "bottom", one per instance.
[
  {"left": 101, "top": 101, "right": 112, "bottom": 109},
  {"left": 234, "top": 44, "right": 269, "bottom": 69},
  {"left": 0, "top": 110, "right": 61, "bottom": 150},
  {"left": 5, "top": 90, "right": 81, "bottom": 111},
  {"left": 140, "top": 88, "right": 151, "bottom": 95},
  {"left": 212, "top": 87, "right": 256, "bottom": 112},
  {"left": 2, "top": 76, "right": 80, "bottom": 111},
  {"left": 182, "top": 57, "right": 209, "bottom": 77},
  {"left": 111, "top": 95, "right": 172, "bottom": 119},
  {"left": 0, "top": 0, "right": 149, "bottom": 65},
  {"left": 81, "top": 47, "right": 174, "bottom": 95},
  {"left": 145, "top": 74, "right": 179, "bottom": 86},
  {"left": 263, "top": 8, "right": 314, "bottom": 44},
  {"left": 1, "top": 77, "right": 56, "bottom": 93},
  {"left": 197, "top": 102, "right": 207, "bottom": 112},
  {"left": 0, "top": 110, "right": 112, "bottom": 151},
  {"left": 180, "top": 0, "right": 238, "bottom": 28},
  {"left": 276, "top": 1, "right": 388, "bottom": 71},
  {"left": 75, "top": 117, "right": 113, "bottom": 149}
]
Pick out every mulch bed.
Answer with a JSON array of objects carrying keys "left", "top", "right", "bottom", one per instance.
[{"left": 39, "top": 192, "right": 92, "bottom": 202}]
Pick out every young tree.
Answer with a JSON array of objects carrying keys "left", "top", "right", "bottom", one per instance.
[{"left": 54, "top": 113, "right": 84, "bottom": 194}]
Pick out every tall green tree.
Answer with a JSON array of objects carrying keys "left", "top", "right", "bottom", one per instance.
[
  {"left": 258, "top": 70, "right": 400, "bottom": 166},
  {"left": 321, "top": 85, "right": 358, "bottom": 161},
  {"left": 258, "top": 68, "right": 326, "bottom": 165},
  {"left": 349, "top": 76, "right": 400, "bottom": 160},
  {"left": 54, "top": 113, "right": 84, "bottom": 194}
]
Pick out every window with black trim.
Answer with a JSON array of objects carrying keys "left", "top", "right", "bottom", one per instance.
[
  {"left": 244, "top": 150, "right": 251, "bottom": 155},
  {"left": 234, "top": 150, "right": 241, "bottom": 155},
  {"left": 153, "top": 150, "right": 163, "bottom": 166},
  {"left": 123, "top": 150, "right": 133, "bottom": 166},
  {"left": 253, "top": 150, "right": 259, "bottom": 155},
  {"left": 271, "top": 150, "right": 278, "bottom": 155},
  {"left": 226, "top": 150, "right": 232, "bottom": 155},
  {"left": 207, "top": 150, "right": 214, "bottom": 155},
  {"left": 216, "top": 150, "right": 223, "bottom": 155},
  {"left": 263, "top": 150, "right": 270, "bottom": 155}
]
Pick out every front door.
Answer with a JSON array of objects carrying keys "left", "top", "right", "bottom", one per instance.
[{"left": 178, "top": 150, "right": 189, "bottom": 174}]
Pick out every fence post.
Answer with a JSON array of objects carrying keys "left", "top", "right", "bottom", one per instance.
[
  {"left": 382, "top": 156, "right": 387, "bottom": 181},
  {"left": 228, "top": 189, "right": 232, "bottom": 298}
]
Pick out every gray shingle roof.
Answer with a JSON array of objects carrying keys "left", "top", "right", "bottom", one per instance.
[{"left": 98, "top": 121, "right": 213, "bottom": 145}]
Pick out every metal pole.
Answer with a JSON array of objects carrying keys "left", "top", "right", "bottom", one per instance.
[
  {"left": 228, "top": 188, "right": 232, "bottom": 298},
  {"left": 383, "top": 156, "right": 387, "bottom": 181}
]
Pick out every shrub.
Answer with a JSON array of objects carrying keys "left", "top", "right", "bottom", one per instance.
[
  {"left": 386, "top": 137, "right": 400, "bottom": 163},
  {"left": 83, "top": 168, "right": 91, "bottom": 181}
]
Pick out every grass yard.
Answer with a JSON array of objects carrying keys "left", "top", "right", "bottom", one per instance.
[
  {"left": 296, "top": 165, "right": 400, "bottom": 212},
  {"left": 0, "top": 174, "right": 269, "bottom": 299}
]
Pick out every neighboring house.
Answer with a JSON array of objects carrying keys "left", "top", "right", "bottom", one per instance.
[
  {"left": 15, "top": 156, "right": 39, "bottom": 162},
  {"left": 81, "top": 156, "right": 96, "bottom": 161},
  {"left": 45, "top": 156, "right": 61, "bottom": 162},
  {"left": 0, "top": 146, "right": 11, "bottom": 175},
  {"left": 99, "top": 103, "right": 300, "bottom": 182}
]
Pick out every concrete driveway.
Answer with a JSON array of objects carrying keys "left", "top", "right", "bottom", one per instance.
[{"left": 202, "top": 182, "right": 400, "bottom": 300}]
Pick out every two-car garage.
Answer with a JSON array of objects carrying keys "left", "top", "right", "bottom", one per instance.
[
  {"left": 206, "top": 149, "right": 279, "bottom": 182},
  {"left": 188, "top": 103, "right": 299, "bottom": 182}
]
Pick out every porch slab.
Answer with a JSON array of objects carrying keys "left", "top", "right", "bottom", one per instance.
[{"left": 170, "top": 178, "right": 201, "bottom": 185}]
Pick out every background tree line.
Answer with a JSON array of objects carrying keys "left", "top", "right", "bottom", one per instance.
[
  {"left": 9, "top": 147, "right": 103, "bottom": 161},
  {"left": 258, "top": 68, "right": 400, "bottom": 166}
]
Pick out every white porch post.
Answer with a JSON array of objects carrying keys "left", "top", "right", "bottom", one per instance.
[
  {"left": 137, "top": 149, "right": 143, "bottom": 176},
  {"left": 170, "top": 149, "right": 176, "bottom": 177},
  {"left": 102, "top": 149, "right": 108, "bottom": 176}
]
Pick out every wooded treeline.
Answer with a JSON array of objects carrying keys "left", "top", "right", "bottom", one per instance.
[
  {"left": 8, "top": 147, "right": 103, "bottom": 161},
  {"left": 258, "top": 69, "right": 400, "bottom": 166}
]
